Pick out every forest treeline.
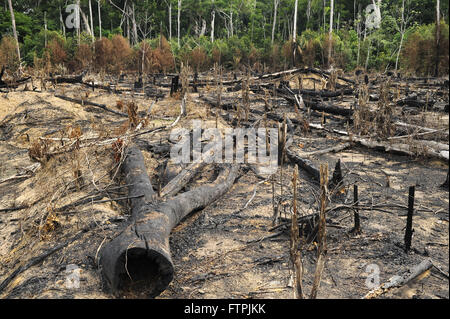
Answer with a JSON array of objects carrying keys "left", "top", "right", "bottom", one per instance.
[{"left": 0, "top": 0, "right": 448, "bottom": 77}]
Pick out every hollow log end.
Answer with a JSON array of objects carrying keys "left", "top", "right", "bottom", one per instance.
[{"left": 100, "top": 233, "right": 174, "bottom": 298}]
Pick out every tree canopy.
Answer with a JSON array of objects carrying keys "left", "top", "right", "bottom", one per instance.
[{"left": 0, "top": 0, "right": 448, "bottom": 75}]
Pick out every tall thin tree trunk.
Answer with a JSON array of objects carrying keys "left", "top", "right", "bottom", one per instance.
[
  {"left": 211, "top": 6, "right": 215, "bottom": 42},
  {"left": 132, "top": 3, "right": 138, "bottom": 45},
  {"left": 230, "top": 8, "right": 234, "bottom": 37},
  {"left": 89, "top": 0, "right": 94, "bottom": 42},
  {"left": 328, "top": 0, "right": 334, "bottom": 67},
  {"left": 80, "top": 8, "right": 93, "bottom": 38},
  {"left": 271, "top": 0, "right": 279, "bottom": 45},
  {"left": 77, "top": 0, "right": 81, "bottom": 44},
  {"left": 356, "top": 10, "right": 361, "bottom": 66},
  {"left": 60, "top": 5, "right": 66, "bottom": 38},
  {"left": 169, "top": 3, "right": 172, "bottom": 40},
  {"left": 365, "top": 39, "right": 371, "bottom": 71},
  {"left": 292, "top": 0, "right": 298, "bottom": 64},
  {"left": 306, "top": 0, "right": 311, "bottom": 26},
  {"left": 395, "top": 0, "right": 405, "bottom": 73},
  {"left": 435, "top": 0, "right": 440, "bottom": 77},
  {"left": 7, "top": 0, "right": 21, "bottom": 65},
  {"left": 44, "top": 11, "right": 48, "bottom": 48},
  {"left": 177, "top": 0, "right": 181, "bottom": 46},
  {"left": 98, "top": 0, "right": 102, "bottom": 39}
]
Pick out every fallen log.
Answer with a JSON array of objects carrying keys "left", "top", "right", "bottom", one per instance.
[
  {"left": 54, "top": 94, "right": 128, "bottom": 117},
  {"left": 82, "top": 81, "right": 127, "bottom": 94},
  {"left": 160, "top": 160, "right": 207, "bottom": 198},
  {"left": 286, "top": 147, "right": 321, "bottom": 181},
  {"left": 303, "top": 100, "right": 353, "bottom": 117},
  {"left": 46, "top": 72, "right": 85, "bottom": 84},
  {"left": 341, "top": 135, "right": 449, "bottom": 161},
  {"left": 278, "top": 89, "right": 354, "bottom": 117},
  {"left": 0, "top": 66, "right": 31, "bottom": 89},
  {"left": 100, "top": 146, "right": 240, "bottom": 297}
]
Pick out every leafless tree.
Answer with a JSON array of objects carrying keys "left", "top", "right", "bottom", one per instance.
[
  {"left": 328, "top": 0, "right": 334, "bottom": 67},
  {"left": 271, "top": 0, "right": 279, "bottom": 45}
]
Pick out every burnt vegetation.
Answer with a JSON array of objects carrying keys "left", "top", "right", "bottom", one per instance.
[{"left": 0, "top": 0, "right": 448, "bottom": 300}]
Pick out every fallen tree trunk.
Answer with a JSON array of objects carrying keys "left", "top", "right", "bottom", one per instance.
[
  {"left": 303, "top": 100, "right": 354, "bottom": 117},
  {"left": 277, "top": 89, "right": 354, "bottom": 117},
  {"left": 286, "top": 147, "right": 321, "bottom": 181},
  {"left": 341, "top": 135, "right": 449, "bottom": 161},
  {"left": 46, "top": 72, "right": 85, "bottom": 84},
  {"left": 54, "top": 94, "right": 128, "bottom": 117},
  {"left": 100, "top": 145, "right": 240, "bottom": 297},
  {"left": 0, "top": 66, "right": 31, "bottom": 88}
]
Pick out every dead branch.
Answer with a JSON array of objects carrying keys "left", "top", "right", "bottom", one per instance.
[{"left": 54, "top": 94, "right": 128, "bottom": 117}]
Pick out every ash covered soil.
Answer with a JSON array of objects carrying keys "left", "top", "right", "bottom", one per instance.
[{"left": 0, "top": 70, "right": 448, "bottom": 299}]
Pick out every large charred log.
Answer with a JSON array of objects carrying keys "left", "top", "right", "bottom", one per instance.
[{"left": 100, "top": 146, "right": 240, "bottom": 298}]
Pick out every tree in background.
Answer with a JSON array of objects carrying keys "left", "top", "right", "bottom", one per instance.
[{"left": 7, "top": 0, "right": 21, "bottom": 71}]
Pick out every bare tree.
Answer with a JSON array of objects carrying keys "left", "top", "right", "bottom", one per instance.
[
  {"left": 211, "top": 0, "right": 215, "bottom": 42},
  {"left": 292, "top": 0, "right": 298, "bottom": 64},
  {"left": 44, "top": 11, "right": 47, "bottom": 47},
  {"left": 435, "top": 0, "right": 440, "bottom": 76},
  {"left": 7, "top": 0, "right": 21, "bottom": 66},
  {"left": 76, "top": 0, "right": 81, "bottom": 44},
  {"left": 271, "top": 0, "right": 279, "bottom": 45},
  {"left": 89, "top": 0, "right": 94, "bottom": 42},
  {"left": 328, "top": 0, "right": 334, "bottom": 67},
  {"left": 80, "top": 8, "right": 94, "bottom": 38},
  {"left": 59, "top": 5, "right": 66, "bottom": 38},
  {"left": 163, "top": 0, "right": 172, "bottom": 40},
  {"left": 394, "top": 0, "right": 409, "bottom": 73},
  {"left": 132, "top": 2, "right": 138, "bottom": 45},
  {"left": 306, "top": 0, "right": 311, "bottom": 26},
  {"left": 97, "top": 0, "right": 102, "bottom": 39},
  {"left": 178, "top": 0, "right": 182, "bottom": 46}
]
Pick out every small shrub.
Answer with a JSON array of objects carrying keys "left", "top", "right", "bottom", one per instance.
[
  {"left": 94, "top": 38, "right": 113, "bottom": 71},
  {"left": 0, "top": 36, "right": 20, "bottom": 74},
  {"left": 190, "top": 46, "right": 208, "bottom": 72}
]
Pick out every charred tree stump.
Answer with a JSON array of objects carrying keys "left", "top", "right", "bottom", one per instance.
[
  {"left": 404, "top": 186, "right": 415, "bottom": 253},
  {"left": 330, "top": 159, "right": 343, "bottom": 187},
  {"left": 350, "top": 184, "right": 361, "bottom": 234},
  {"left": 0, "top": 66, "right": 5, "bottom": 87},
  {"left": 170, "top": 75, "right": 180, "bottom": 96},
  {"left": 100, "top": 146, "right": 240, "bottom": 298},
  {"left": 441, "top": 170, "right": 449, "bottom": 190}
]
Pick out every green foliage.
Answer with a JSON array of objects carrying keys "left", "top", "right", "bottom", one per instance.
[
  {"left": 0, "top": 0, "right": 448, "bottom": 75},
  {"left": 402, "top": 21, "right": 449, "bottom": 76}
]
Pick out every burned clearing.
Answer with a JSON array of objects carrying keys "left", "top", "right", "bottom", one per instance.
[{"left": 0, "top": 67, "right": 448, "bottom": 299}]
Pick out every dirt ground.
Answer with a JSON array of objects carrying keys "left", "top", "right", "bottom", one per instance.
[{"left": 0, "top": 70, "right": 448, "bottom": 299}]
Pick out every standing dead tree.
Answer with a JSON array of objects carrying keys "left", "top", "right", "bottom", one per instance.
[
  {"left": 310, "top": 163, "right": 328, "bottom": 299},
  {"left": 290, "top": 165, "right": 304, "bottom": 298}
]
